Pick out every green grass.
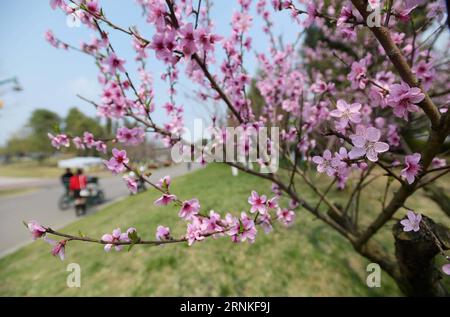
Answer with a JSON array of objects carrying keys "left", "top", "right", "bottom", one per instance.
[
  {"left": 0, "top": 160, "right": 110, "bottom": 178},
  {"left": 0, "top": 164, "right": 447, "bottom": 296},
  {"left": 0, "top": 161, "right": 62, "bottom": 178}
]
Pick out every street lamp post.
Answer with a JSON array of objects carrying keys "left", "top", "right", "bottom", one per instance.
[{"left": 0, "top": 77, "right": 23, "bottom": 91}]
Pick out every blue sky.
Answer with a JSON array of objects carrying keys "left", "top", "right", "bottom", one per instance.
[{"left": 0, "top": 0, "right": 299, "bottom": 146}]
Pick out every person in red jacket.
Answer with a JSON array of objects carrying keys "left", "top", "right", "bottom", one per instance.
[{"left": 69, "top": 169, "right": 88, "bottom": 216}]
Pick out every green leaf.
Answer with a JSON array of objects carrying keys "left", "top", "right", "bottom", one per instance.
[
  {"left": 127, "top": 231, "right": 141, "bottom": 252},
  {"left": 238, "top": 219, "right": 244, "bottom": 235}
]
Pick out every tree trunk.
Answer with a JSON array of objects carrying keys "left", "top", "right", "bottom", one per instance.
[{"left": 393, "top": 216, "right": 450, "bottom": 296}]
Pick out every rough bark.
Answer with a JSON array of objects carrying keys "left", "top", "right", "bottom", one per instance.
[{"left": 393, "top": 216, "right": 450, "bottom": 296}]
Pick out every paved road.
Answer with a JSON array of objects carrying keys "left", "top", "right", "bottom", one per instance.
[{"left": 0, "top": 163, "right": 200, "bottom": 258}]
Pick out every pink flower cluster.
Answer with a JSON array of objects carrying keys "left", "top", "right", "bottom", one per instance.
[
  {"left": 313, "top": 147, "right": 351, "bottom": 182},
  {"left": 116, "top": 127, "right": 145, "bottom": 146},
  {"left": 41, "top": 0, "right": 450, "bottom": 284},
  {"left": 101, "top": 227, "right": 135, "bottom": 252},
  {"left": 154, "top": 175, "right": 177, "bottom": 206},
  {"left": 104, "top": 148, "right": 129, "bottom": 174},
  {"left": 48, "top": 131, "right": 107, "bottom": 153},
  {"left": 349, "top": 127, "right": 389, "bottom": 162},
  {"left": 97, "top": 81, "right": 130, "bottom": 119},
  {"left": 47, "top": 133, "right": 70, "bottom": 149},
  {"left": 387, "top": 83, "right": 425, "bottom": 120},
  {"left": 27, "top": 220, "right": 66, "bottom": 261}
]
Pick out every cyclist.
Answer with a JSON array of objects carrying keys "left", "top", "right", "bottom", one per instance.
[
  {"left": 60, "top": 168, "right": 73, "bottom": 195},
  {"left": 69, "top": 169, "right": 88, "bottom": 216}
]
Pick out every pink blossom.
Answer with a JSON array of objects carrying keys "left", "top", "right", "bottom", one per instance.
[
  {"left": 248, "top": 191, "right": 267, "bottom": 214},
  {"left": 267, "top": 196, "right": 279, "bottom": 209},
  {"left": 163, "top": 102, "right": 176, "bottom": 115},
  {"left": 312, "top": 150, "right": 336, "bottom": 176},
  {"left": 401, "top": 153, "right": 421, "bottom": 184},
  {"left": 277, "top": 208, "right": 295, "bottom": 227},
  {"left": 387, "top": 124, "right": 400, "bottom": 147},
  {"left": 116, "top": 127, "right": 145, "bottom": 146},
  {"left": 94, "top": 141, "right": 107, "bottom": 154},
  {"left": 51, "top": 240, "right": 66, "bottom": 260},
  {"left": 103, "top": 148, "right": 129, "bottom": 174},
  {"left": 123, "top": 175, "right": 138, "bottom": 194},
  {"left": 150, "top": 32, "right": 174, "bottom": 62},
  {"left": 387, "top": 83, "right": 425, "bottom": 120},
  {"left": 179, "top": 198, "right": 201, "bottom": 220},
  {"left": 400, "top": 210, "right": 422, "bottom": 232},
  {"left": 339, "top": 26, "right": 357, "bottom": 42},
  {"left": 101, "top": 228, "right": 130, "bottom": 252},
  {"left": 49, "top": 0, "right": 64, "bottom": 10},
  {"left": 367, "top": 0, "right": 381, "bottom": 9},
  {"left": 179, "top": 23, "right": 198, "bottom": 57},
  {"left": 155, "top": 225, "right": 171, "bottom": 241},
  {"left": 303, "top": 1, "right": 321, "bottom": 27},
  {"left": 105, "top": 53, "right": 126, "bottom": 74},
  {"left": 427, "top": 1, "right": 446, "bottom": 21},
  {"left": 413, "top": 60, "right": 435, "bottom": 90},
  {"left": 83, "top": 132, "right": 96, "bottom": 148},
  {"left": 85, "top": 0, "right": 99, "bottom": 14},
  {"left": 349, "top": 127, "right": 389, "bottom": 162},
  {"left": 442, "top": 264, "right": 450, "bottom": 276},
  {"left": 185, "top": 218, "right": 205, "bottom": 246},
  {"left": 232, "top": 11, "right": 253, "bottom": 33},
  {"left": 145, "top": 0, "right": 167, "bottom": 28},
  {"left": 227, "top": 212, "right": 257, "bottom": 243},
  {"left": 271, "top": 183, "right": 281, "bottom": 196},
  {"left": 196, "top": 27, "right": 223, "bottom": 53},
  {"left": 45, "top": 238, "right": 66, "bottom": 260},
  {"left": 156, "top": 175, "right": 171, "bottom": 189},
  {"left": 201, "top": 210, "right": 224, "bottom": 234},
  {"left": 311, "top": 79, "right": 334, "bottom": 94},
  {"left": 259, "top": 213, "right": 273, "bottom": 234},
  {"left": 289, "top": 199, "right": 300, "bottom": 210},
  {"left": 348, "top": 59, "right": 368, "bottom": 90},
  {"left": 72, "top": 137, "right": 85, "bottom": 150},
  {"left": 45, "top": 30, "right": 58, "bottom": 48},
  {"left": 330, "top": 100, "right": 362, "bottom": 128},
  {"left": 154, "top": 193, "right": 177, "bottom": 206},
  {"left": 47, "top": 133, "right": 70, "bottom": 149},
  {"left": 337, "top": 3, "right": 353, "bottom": 26},
  {"left": 431, "top": 157, "right": 446, "bottom": 169},
  {"left": 27, "top": 220, "right": 46, "bottom": 240},
  {"left": 395, "top": 3, "right": 418, "bottom": 22}
]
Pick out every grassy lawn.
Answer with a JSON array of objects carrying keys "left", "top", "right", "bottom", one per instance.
[
  {"left": 0, "top": 161, "right": 62, "bottom": 178},
  {"left": 0, "top": 164, "right": 448, "bottom": 296},
  {"left": 0, "top": 160, "right": 110, "bottom": 179}
]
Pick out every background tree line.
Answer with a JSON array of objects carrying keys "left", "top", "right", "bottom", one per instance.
[{"left": 4, "top": 107, "right": 111, "bottom": 159}]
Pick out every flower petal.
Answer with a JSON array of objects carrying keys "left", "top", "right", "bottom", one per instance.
[
  {"left": 374, "top": 142, "right": 389, "bottom": 153},
  {"left": 351, "top": 135, "right": 366, "bottom": 148},
  {"left": 366, "top": 148, "right": 379, "bottom": 162},
  {"left": 348, "top": 147, "right": 365, "bottom": 159},
  {"left": 366, "top": 127, "right": 381, "bottom": 142}
]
